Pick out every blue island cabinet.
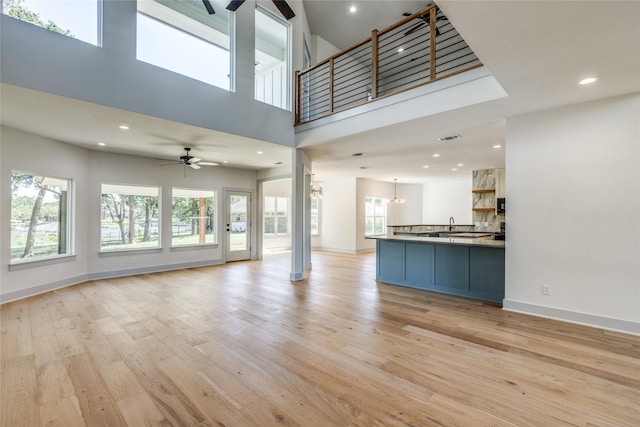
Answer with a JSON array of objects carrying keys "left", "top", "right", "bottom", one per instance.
[{"left": 375, "top": 239, "right": 505, "bottom": 304}]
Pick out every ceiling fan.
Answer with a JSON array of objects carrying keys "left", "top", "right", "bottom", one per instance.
[
  {"left": 403, "top": 9, "right": 448, "bottom": 37},
  {"left": 200, "top": 0, "right": 295, "bottom": 20},
  {"left": 161, "top": 147, "right": 220, "bottom": 170}
]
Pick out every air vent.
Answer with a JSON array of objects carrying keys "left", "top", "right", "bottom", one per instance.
[
  {"left": 438, "top": 135, "right": 461, "bottom": 142},
  {"left": 352, "top": 152, "right": 366, "bottom": 157}
]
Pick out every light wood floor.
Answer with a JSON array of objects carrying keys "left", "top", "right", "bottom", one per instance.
[{"left": 1, "top": 251, "right": 639, "bottom": 426}]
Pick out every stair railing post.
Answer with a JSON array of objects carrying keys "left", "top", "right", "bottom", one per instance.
[
  {"left": 294, "top": 70, "right": 301, "bottom": 124},
  {"left": 329, "top": 58, "right": 334, "bottom": 113},
  {"left": 371, "top": 29, "right": 379, "bottom": 99},
  {"left": 430, "top": 7, "right": 437, "bottom": 81}
]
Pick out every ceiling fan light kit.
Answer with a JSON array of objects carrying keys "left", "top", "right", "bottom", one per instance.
[{"left": 161, "top": 147, "right": 219, "bottom": 171}]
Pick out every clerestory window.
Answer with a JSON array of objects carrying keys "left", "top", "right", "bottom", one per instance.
[
  {"left": 137, "top": 0, "right": 232, "bottom": 90},
  {"left": 2, "top": 0, "right": 102, "bottom": 46}
]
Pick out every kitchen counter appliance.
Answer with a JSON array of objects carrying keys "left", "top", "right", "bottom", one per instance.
[{"left": 493, "top": 221, "right": 505, "bottom": 240}]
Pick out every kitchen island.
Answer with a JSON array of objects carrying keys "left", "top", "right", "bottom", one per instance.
[{"left": 368, "top": 234, "right": 505, "bottom": 304}]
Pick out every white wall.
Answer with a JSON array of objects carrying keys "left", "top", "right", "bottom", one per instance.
[
  {"left": 1, "top": 127, "right": 90, "bottom": 300},
  {"left": 355, "top": 179, "right": 423, "bottom": 253},
  {"left": 422, "top": 176, "right": 473, "bottom": 225},
  {"left": 1, "top": 127, "right": 259, "bottom": 302},
  {"left": 0, "top": 0, "right": 294, "bottom": 148},
  {"left": 311, "top": 34, "right": 340, "bottom": 64},
  {"left": 504, "top": 94, "right": 640, "bottom": 334},
  {"left": 317, "top": 176, "right": 357, "bottom": 253}
]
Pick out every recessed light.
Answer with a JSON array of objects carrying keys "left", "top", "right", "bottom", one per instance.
[
  {"left": 578, "top": 76, "right": 599, "bottom": 85},
  {"left": 118, "top": 125, "right": 130, "bottom": 130},
  {"left": 422, "top": 165, "right": 429, "bottom": 169},
  {"left": 222, "top": 160, "right": 229, "bottom": 163},
  {"left": 493, "top": 145, "right": 503, "bottom": 149},
  {"left": 97, "top": 142, "right": 106, "bottom": 146},
  {"left": 352, "top": 152, "right": 366, "bottom": 157},
  {"left": 349, "top": 6, "right": 356, "bottom": 13},
  {"left": 451, "top": 168, "right": 457, "bottom": 171},
  {"left": 398, "top": 48, "right": 404, "bottom": 53},
  {"left": 257, "top": 151, "right": 263, "bottom": 155},
  {"left": 457, "top": 163, "right": 464, "bottom": 167},
  {"left": 432, "top": 154, "right": 440, "bottom": 157}
]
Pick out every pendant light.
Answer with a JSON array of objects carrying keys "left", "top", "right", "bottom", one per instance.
[{"left": 389, "top": 179, "right": 405, "bottom": 204}]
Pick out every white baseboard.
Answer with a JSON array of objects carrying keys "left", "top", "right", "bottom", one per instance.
[
  {"left": 0, "top": 274, "right": 89, "bottom": 304},
  {"left": 316, "top": 246, "right": 357, "bottom": 254},
  {"left": 356, "top": 248, "right": 376, "bottom": 254},
  {"left": 1, "top": 259, "right": 225, "bottom": 304},
  {"left": 503, "top": 299, "right": 639, "bottom": 336},
  {"left": 290, "top": 272, "right": 304, "bottom": 281},
  {"left": 88, "top": 259, "right": 224, "bottom": 281}
]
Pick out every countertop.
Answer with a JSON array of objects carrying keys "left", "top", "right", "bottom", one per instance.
[{"left": 367, "top": 234, "right": 506, "bottom": 248}]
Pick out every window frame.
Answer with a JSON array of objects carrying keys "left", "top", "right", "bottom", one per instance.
[
  {"left": 364, "top": 196, "right": 387, "bottom": 236},
  {"left": 9, "top": 171, "right": 74, "bottom": 265},
  {"left": 99, "top": 183, "right": 161, "bottom": 253},
  {"left": 254, "top": 4, "right": 292, "bottom": 110},
  {"left": 263, "top": 196, "right": 289, "bottom": 237},
  {"left": 1, "top": 0, "right": 103, "bottom": 46},
  {"left": 310, "top": 195, "right": 320, "bottom": 236},
  {"left": 171, "top": 187, "right": 217, "bottom": 248},
  {"left": 136, "top": 0, "right": 233, "bottom": 90}
]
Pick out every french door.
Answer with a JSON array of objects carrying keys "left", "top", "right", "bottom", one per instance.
[{"left": 225, "top": 190, "right": 251, "bottom": 262}]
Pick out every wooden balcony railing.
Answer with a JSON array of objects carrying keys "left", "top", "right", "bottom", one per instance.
[{"left": 294, "top": 4, "right": 483, "bottom": 125}]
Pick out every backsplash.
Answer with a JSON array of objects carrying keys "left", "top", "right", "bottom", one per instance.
[{"left": 473, "top": 168, "right": 504, "bottom": 232}]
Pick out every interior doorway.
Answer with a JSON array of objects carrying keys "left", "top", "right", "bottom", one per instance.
[{"left": 262, "top": 179, "right": 292, "bottom": 254}]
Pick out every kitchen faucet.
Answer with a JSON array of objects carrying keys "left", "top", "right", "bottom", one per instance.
[{"left": 449, "top": 216, "right": 455, "bottom": 231}]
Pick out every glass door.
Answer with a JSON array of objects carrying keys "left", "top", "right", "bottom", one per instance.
[{"left": 225, "top": 190, "right": 251, "bottom": 262}]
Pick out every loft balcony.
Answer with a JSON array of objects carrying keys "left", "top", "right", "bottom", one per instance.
[{"left": 294, "top": 4, "right": 483, "bottom": 126}]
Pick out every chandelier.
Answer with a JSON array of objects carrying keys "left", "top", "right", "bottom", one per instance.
[{"left": 310, "top": 174, "right": 323, "bottom": 198}]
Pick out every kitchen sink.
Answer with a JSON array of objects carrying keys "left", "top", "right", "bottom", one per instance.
[{"left": 439, "top": 232, "right": 493, "bottom": 238}]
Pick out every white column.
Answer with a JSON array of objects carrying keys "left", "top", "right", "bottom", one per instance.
[{"left": 290, "top": 148, "right": 310, "bottom": 280}]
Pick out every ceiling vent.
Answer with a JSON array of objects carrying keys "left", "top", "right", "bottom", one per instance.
[{"left": 438, "top": 135, "right": 461, "bottom": 142}]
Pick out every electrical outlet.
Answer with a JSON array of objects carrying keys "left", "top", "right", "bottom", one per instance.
[{"left": 542, "top": 284, "right": 551, "bottom": 296}]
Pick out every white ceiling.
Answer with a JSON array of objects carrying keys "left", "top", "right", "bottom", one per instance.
[
  {"left": 1, "top": 0, "right": 638, "bottom": 183},
  {"left": 302, "top": 0, "right": 640, "bottom": 182},
  {"left": 0, "top": 83, "right": 292, "bottom": 170}
]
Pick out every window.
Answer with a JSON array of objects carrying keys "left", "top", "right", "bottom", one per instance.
[
  {"left": 100, "top": 184, "right": 160, "bottom": 251},
  {"left": 310, "top": 196, "right": 319, "bottom": 236},
  {"left": 2, "top": 0, "right": 101, "bottom": 46},
  {"left": 365, "top": 197, "right": 387, "bottom": 236},
  {"left": 264, "top": 196, "right": 288, "bottom": 236},
  {"left": 137, "top": 0, "right": 232, "bottom": 90},
  {"left": 10, "top": 172, "right": 73, "bottom": 262},
  {"left": 172, "top": 188, "right": 216, "bottom": 246},
  {"left": 255, "top": 7, "right": 290, "bottom": 109}
]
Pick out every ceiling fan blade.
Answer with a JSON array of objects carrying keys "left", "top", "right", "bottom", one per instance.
[
  {"left": 226, "top": 0, "right": 245, "bottom": 11},
  {"left": 202, "top": 0, "right": 215, "bottom": 14},
  {"left": 190, "top": 163, "right": 202, "bottom": 170},
  {"left": 159, "top": 161, "right": 182, "bottom": 166},
  {"left": 405, "top": 22, "right": 425, "bottom": 36},
  {"left": 190, "top": 157, "right": 202, "bottom": 163},
  {"left": 272, "top": 0, "right": 295, "bottom": 20},
  {"left": 198, "top": 161, "right": 220, "bottom": 166}
]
